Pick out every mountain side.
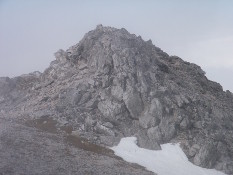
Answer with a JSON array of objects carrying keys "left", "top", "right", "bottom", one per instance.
[
  {"left": 0, "top": 25, "right": 233, "bottom": 174},
  {"left": 0, "top": 117, "right": 154, "bottom": 175}
]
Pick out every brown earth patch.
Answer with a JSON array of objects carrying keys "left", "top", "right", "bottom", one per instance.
[{"left": 25, "top": 116, "right": 58, "bottom": 134}]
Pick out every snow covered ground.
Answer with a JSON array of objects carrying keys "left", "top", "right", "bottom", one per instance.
[{"left": 111, "top": 137, "right": 226, "bottom": 175}]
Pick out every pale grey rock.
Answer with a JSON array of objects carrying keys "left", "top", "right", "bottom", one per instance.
[
  {"left": 85, "top": 116, "right": 96, "bottom": 131},
  {"left": 136, "top": 130, "right": 161, "bottom": 150},
  {"left": 54, "top": 49, "right": 68, "bottom": 63},
  {"left": 0, "top": 25, "right": 232, "bottom": 174},
  {"left": 150, "top": 98, "right": 163, "bottom": 118},
  {"left": 123, "top": 89, "right": 144, "bottom": 119},
  {"left": 160, "top": 120, "right": 177, "bottom": 142},
  {"left": 194, "top": 142, "right": 219, "bottom": 168},
  {"left": 175, "top": 94, "right": 190, "bottom": 107},
  {"left": 94, "top": 122, "right": 115, "bottom": 136},
  {"left": 0, "top": 97, "right": 4, "bottom": 103},
  {"left": 147, "top": 126, "right": 163, "bottom": 143},
  {"left": 139, "top": 98, "right": 163, "bottom": 129},
  {"left": 72, "top": 91, "right": 83, "bottom": 105},
  {"left": 189, "top": 144, "right": 200, "bottom": 157},
  {"left": 102, "top": 122, "right": 114, "bottom": 128},
  {"left": 97, "top": 99, "right": 123, "bottom": 119},
  {"left": 193, "top": 121, "right": 203, "bottom": 129},
  {"left": 139, "top": 112, "right": 157, "bottom": 129},
  {"left": 180, "top": 117, "right": 191, "bottom": 130},
  {"left": 111, "top": 85, "right": 124, "bottom": 101}
]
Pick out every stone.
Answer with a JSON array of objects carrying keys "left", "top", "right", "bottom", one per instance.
[
  {"left": 102, "top": 122, "right": 114, "bottom": 129},
  {"left": 139, "top": 98, "right": 163, "bottom": 129},
  {"left": 72, "top": 92, "right": 83, "bottom": 105},
  {"left": 159, "top": 119, "right": 177, "bottom": 142},
  {"left": 193, "top": 142, "right": 219, "bottom": 168},
  {"left": 54, "top": 49, "right": 68, "bottom": 63},
  {"left": 99, "top": 135, "right": 121, "bottom": 146},
  {"left": 139, "top": 113, "right": 157, "bottom": 129},
  {"left": 189, "top": 144, "right": 200, "bottom": 157},
  {"left": 0, "top": 97, "right": 4, "bottom": 103},
  {"left": 111, "top": 85, "right": 123, "bottom": 101},
  {"left": 97, "top": 99, "right": 123, "bottom": 119},
  {"left": 136, "top": 130, "right": 161, "bottom": 150},
  {"left": 147, "top": 126, "right": 163, "bottom": 143},
  {"left": 150, "top": 98, "right": 163, "bottom": 118},
  {"left": 94, "top": 122, "right": 115, "bottom": 136},
  {"left": 85, "top": 116, "right": 96, "bottom": 131},
  {"left": 180, "top": 117, "right": 191, "bottom": 130},
  {"left": 193, "top": 121, "right": 202, "bottom": 129},
  {"left": 1, "top": 25, "right": 233, "bottom": 174},
  {"left": 123, "top": 89, "right": 144, "bottom": 119}
]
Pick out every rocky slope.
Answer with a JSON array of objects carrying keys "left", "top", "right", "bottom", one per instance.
[
  {"left": 0, "top": 25, "right": 233, "bottom": 174},
  {"left": 0, "top": 117, "right": 154, "bottom": 175}
]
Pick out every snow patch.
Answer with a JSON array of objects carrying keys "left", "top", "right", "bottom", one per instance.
[{"left": 111, "top": 137, "right": 226, "bottom": 175}]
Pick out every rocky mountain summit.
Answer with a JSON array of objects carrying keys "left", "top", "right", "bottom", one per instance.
[{"left": 1, "top": 25, "right": 233, "bottom": 174}]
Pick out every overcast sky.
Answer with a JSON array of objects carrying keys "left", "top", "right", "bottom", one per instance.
[{"left": 0, "top": 0, "right": 233, "bottom": 92}]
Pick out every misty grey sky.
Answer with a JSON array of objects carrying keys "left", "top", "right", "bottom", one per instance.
[{"left": 0, "top": 0, "right": 233, "bottom": 92}]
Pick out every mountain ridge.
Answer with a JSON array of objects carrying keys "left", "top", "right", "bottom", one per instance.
[{"left": 0, "top": 25, "right": 233, "bottom": 174}]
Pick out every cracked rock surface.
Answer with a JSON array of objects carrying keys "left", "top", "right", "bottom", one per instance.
[{"left": 0, "top": 25, "right": 233, "bottom": 174}]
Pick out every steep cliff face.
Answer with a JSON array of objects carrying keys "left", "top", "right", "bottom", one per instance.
[{"left": 1, "top": 25, "right": 233, "bottom": 174}]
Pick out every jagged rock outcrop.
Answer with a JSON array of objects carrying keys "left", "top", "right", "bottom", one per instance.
[{"left": 1, "top": 25, "right": 233, "bottom": 174}]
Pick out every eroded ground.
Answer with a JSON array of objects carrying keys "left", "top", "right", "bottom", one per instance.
[{"left": 0, "top": 116, "right": 155, "bottom": 175}]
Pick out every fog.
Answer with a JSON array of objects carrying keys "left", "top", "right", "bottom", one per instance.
[{"left": 0, "top": 0, "right": 233, "bottom": 91}]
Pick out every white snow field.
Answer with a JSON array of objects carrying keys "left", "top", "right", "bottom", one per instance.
[{"left": 111, "top": 137, "right": 226, "bottom": 175}]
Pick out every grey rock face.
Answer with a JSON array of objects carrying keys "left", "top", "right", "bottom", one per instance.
[
  {"left": 1, "top": 25, "right": 233, "bottom": 174},
  {"left": 123, "top": 89, "right": 144, "bottom": 119},
  {"left": 193, "top": 142, "right": 219, "bottom": 168}
]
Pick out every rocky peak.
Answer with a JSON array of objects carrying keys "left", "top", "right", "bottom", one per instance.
[
  {"left": 1, "top": 25, "right": 233, "bottom": 174},
  {"left": 54, "top": 49, "right": 68, "bottom": 63}
]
